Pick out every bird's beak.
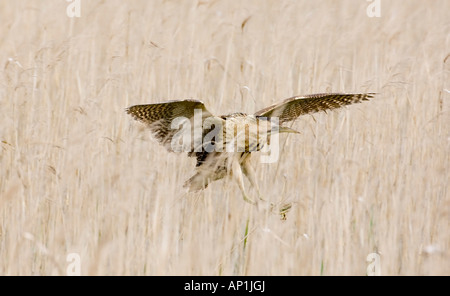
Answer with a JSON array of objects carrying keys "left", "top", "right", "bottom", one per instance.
[
  {"left": 267, "top": 126, "right": 300, "bottom": 134},
  {"left": 278, "top": 126, "right": 300, "bottom": 134}
]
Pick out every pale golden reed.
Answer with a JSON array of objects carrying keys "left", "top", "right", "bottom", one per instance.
[{"left": 0, "top": 0, "right": 448, "bottom": 275}]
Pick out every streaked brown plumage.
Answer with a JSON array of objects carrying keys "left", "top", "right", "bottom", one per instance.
[{"left": 127, "top": 93, "right": 375, "bottom": 204}]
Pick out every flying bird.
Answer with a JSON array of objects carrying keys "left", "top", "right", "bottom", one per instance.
[{"left": 127, "top": 93, "right": 375, "bottom": 204}]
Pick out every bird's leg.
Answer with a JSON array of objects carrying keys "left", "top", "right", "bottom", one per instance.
[
  {"left": 241, "top": 160, "right": 265, "bottom": 202},
  {"left": 231, "top": 158, "right": 255, "bottom": 204}
]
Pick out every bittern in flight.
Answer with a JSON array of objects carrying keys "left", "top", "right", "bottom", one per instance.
[{"left": 127, "top": 93, "right": 374, "bottom": 204}]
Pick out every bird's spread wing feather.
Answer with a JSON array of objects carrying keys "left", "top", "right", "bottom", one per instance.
[
  {"left": 254, "top": 93, "right": 375, "bottom": 123},
  {"left": 126, "top": 99, "right": 216, "bottom": 152}
]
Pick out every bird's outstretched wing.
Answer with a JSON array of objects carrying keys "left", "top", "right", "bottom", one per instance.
[
  {"left": 126, "top": 99, "right": 215, "bottom": 152},
  {"left": 254, "top": 93, "right": 375, "bottom": 123}
]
